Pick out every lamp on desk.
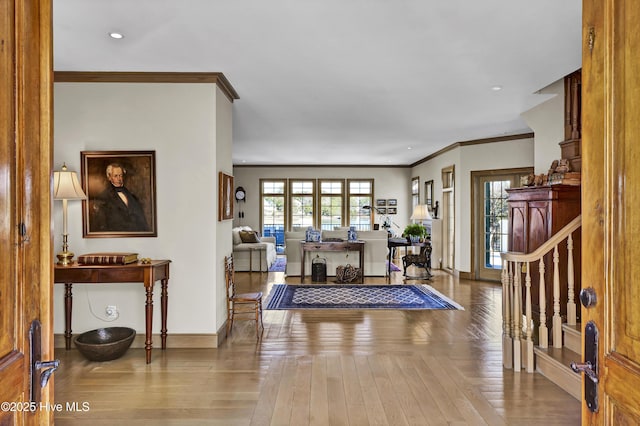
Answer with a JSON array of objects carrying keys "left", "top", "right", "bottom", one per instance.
[
  {"left": 53, "top": 164, "right": 87, "bottom": 266},
  {"left": 410, "top": 204, "right": 432, "bottom": 234}
]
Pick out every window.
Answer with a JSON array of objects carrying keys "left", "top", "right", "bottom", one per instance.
[
  {"left": 318, "top": 180, "right": 344, "bottom": 230},
  {"left": 260, "top": 179, "right": 286, "bottom": 252},
  {"left": 411, "top": 177, "right": 420, "bottom": 209},
  {"left": 289, "top": 180, "right": 315, "bottom": 229},
  {"left": 347, "top": 179, "right": 373, "bottom": 231}
]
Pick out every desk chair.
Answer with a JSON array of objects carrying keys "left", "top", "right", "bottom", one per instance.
[
  {"left": 402, "top": 244, "right": 432, "bottom": 279},
  {"left": 224, "top": 255, "right": 264, "bottom": 340}
]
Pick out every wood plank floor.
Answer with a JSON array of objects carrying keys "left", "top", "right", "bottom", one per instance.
[{"left": 54, "top": 268, "right": 581, "bottom": 425}]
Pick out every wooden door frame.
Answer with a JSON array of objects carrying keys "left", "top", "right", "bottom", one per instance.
[
  {"left": 470, "top": 167, "right": 533, "bottom": 281},
  {"left": 0, "top": 0, "right": 54, "bottom": 424}
]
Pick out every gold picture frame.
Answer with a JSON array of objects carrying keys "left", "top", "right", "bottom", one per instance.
[{"left": 81, "top": 150, "right": 157, "bottom": 238}]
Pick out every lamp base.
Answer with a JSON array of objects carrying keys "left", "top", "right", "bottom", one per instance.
[{"left": 56, "top": 250, "right": 75, "bottom": 266}]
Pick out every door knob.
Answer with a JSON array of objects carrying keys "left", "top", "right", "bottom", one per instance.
[
  {"left": 579, "top": 287, "right": 597, "bottom": 308},
  {"left": 35, "top": 359, "right": 60, "bottom": 388}
]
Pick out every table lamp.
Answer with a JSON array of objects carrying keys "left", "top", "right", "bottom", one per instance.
[
  {"left": 410, "top": 204, "right": 432, "bottom": 223},
  {"left": 53, "top": 164, "right": 87, "bottom": 265}
]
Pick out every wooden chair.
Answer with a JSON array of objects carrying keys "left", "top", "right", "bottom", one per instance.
[
  {"left": 224, "top": 255, "right": 264, "bottom": 340},
  {"left": 402, "top": 244, "right": 432, "bottom": 279}
]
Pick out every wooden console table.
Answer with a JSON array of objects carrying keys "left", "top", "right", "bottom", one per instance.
[
  {"left": 300, "top": 241, "right": 365, "bottom": 283},
  {"left": 54, "top": 260, "right": 171, "bottom": 364}
]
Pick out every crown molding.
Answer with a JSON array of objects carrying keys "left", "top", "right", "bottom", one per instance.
[
  {"left": 53, "top": 71, "right": 240, "bottom": 102},
  {"left": 410, "top": 132, "right": 534, "bottom": 168}
]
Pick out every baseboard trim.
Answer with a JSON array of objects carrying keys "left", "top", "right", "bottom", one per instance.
[
  {"left": 54, "top": 333, "right": 220, "bottom": 349},
  {"left": 458, "top": 271, "right": 473, "bottom": 280}
]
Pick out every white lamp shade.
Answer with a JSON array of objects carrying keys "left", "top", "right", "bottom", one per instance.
[
  {"left": 53, "top": 167, "right": 87, "bottom": 200},
  {"left": 410, "top": 204, "right": 432, "bottom": 221}
]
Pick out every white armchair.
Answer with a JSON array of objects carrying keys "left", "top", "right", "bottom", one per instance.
[{"left": 232, "top": 226, "right": 277, "bottom": 272}]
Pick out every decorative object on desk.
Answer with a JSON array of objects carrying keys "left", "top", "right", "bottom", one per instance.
[
  {"left": 54, "top": 163, "right": 87, "bottom": 266},
  {"left": 265, "top": 284, "right": 464, "bottom": 310},
  {"left": 77, "top": 252, "right": 139, "bottom": 265},
  {"left": 73, "top": 327, "right": 136, "bottom": 362},
  {"left": 81, "top": 151, "right": 157, "bottom": 238},
  {"left": 305, "top": 227, "right": 321, "bottom": 242},
  {"left": 347, "top": 226, "right": 357, "bottom": 241},
  {"left": 139, "top": 257, "right": 152, "bottom": 264},
  {"left": 362, "top": 205, "right": 400, "bottom": 234},
  {"left": 335, "top": 264, "right": 361, "bottom": 283},
  {"left": 218, "top": 171, "right": 234, "bottom": 221},
  {"left": 403, "top": 223, "right": 427, "bottom": 243}
]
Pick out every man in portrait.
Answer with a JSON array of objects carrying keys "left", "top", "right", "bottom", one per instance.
[{"left": 90, "top": 163, "right": 150, "bottom": 232}]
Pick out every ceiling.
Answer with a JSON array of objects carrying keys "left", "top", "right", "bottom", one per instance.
[{"left": 53, "top": 1, "right": 582, "bottom": 166}]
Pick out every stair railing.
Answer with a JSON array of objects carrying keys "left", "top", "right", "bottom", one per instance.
[{"left": 500, "top": 215, "right": 581, "bottom": 373}]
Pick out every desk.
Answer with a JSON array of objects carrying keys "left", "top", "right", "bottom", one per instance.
[
  {"left": 387, "top": 238, "right": 431, "bottom": 278},
  {"left": 54, "top": 260, "right": 171, "bottom": 364},
  {"left": 300, "top": 241, "right": 365, "bottom": 283}
]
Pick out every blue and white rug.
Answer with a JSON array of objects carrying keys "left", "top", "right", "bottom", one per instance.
[
  {"left": 269, "top": 257, "right": 286, "bottom": 272},
  {"left": 265, "top": 284, "right": 464, "bottom": 310}
]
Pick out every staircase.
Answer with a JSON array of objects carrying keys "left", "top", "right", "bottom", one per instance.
[
  {"left": 534, "top": 323, "right": 581, "bottom": 399},
  {"left": 500, "top": 215, "right": 582, "bottom": 400}
]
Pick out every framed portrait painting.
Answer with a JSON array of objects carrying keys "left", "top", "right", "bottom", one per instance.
[
  {"left": 219, "top": 172, "right": 234, "bottom": 221},
  {"left": 81, "top": 151, "right": 157, "bottom": 238}
]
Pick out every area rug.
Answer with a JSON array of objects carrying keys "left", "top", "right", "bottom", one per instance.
[
  {"left": 269, "top": 257, "right": 286, "bottom": 272},
  {"left": 386, "top": 261, "right": 401, "bottom": 272},
  {"left": 265, "top": 284, "right": 464, "bottom": 310}
]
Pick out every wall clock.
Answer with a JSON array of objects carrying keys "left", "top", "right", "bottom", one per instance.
[{"left": 235, "top": 186, "right": 246, "bottom": 202}]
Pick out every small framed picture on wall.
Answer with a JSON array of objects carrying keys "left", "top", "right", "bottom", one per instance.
[{"left": 387, "top": 199, "right": 397, "bottom": 206}]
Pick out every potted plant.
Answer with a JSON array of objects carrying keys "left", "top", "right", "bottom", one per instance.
[{"left": 402, "top": 223, "right": 427, "bottom": 243}]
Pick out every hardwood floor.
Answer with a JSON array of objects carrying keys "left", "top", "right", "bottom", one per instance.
[{"left": 54, "top": 269, "right": 581, "bottom": 425}]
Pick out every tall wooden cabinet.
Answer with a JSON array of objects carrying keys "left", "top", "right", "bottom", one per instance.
[{"left": 506, "top": 184, "right": 581, "bottom": 327}]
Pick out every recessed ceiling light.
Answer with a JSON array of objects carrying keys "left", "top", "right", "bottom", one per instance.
[
  {"left": 109, "top": 32, "right": 124, "bottom": 39},
  {"left": 407, "top": 146, "right": 413, "bottom": 150},
  {"left": 491, "top": 85, "right": 503, "bottom": 91}
]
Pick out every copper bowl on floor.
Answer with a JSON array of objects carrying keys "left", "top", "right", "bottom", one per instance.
[{"left": 73, "top": 327, "right": 136, "bottom": 362}]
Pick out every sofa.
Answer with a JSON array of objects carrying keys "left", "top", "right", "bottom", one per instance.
[
  {"left": 284, "top": 229, "right": 389, "bottom": 277},
  {"left": 232, "top": 226, "right": 277, "bottom": 272}
]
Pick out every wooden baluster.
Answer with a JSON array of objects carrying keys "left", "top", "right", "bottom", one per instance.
[
  {"left": 502, "top": 259, "right": 513, "bottom": 369},
  {"left": 553, "top": 246, "right": 563, "bottom": 348},
  {"left": 538, "top": 256, "right": 548, "bottom": 348},
  {"left": 566, "top": 234, "right": 577, "bottom": 325},
  {"left": 513, "top": 261, "right": 522, "bottom": 371},
  {"left": 524, "top": 262, "right": 534, "bottom": 373}
]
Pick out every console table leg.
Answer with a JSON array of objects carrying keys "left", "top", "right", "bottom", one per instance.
[
  {"left": 161, "top": 278, "right": 168, "bottom": 349},
  {"left": 64, "top": 283, "right": 73, "bottom": 350},
  {"left": 145, "top": 285, "right": 153, "bottom": 364}
]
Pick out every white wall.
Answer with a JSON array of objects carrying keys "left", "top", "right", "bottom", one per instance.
[
  {"left": 411, "top": 136, "right": 535, "bottom": 273},
  {"left": 232, "top": 166, "right": 413, "bottom": 233},
  {"left": 53, "top": 82, "right": 232, "bottom": 340},
  {"left": 522, "top": 78, "right": 565, "bottom": 173}
]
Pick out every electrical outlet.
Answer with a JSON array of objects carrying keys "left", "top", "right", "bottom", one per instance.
[{"left": 105, "top": 305, "right": 118, "bottom": 319}]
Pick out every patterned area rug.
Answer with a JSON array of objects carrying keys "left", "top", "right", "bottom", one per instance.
[
  {"left": 268, "top": 257, "right": 286, "bottom": 272},
  {"left": 265, "top": 284, "right": 463, "bottom": 310}
]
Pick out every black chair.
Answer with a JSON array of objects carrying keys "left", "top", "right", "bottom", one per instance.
[{"left": 402, "top": 244, "right": 432, "bottom": 279}]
